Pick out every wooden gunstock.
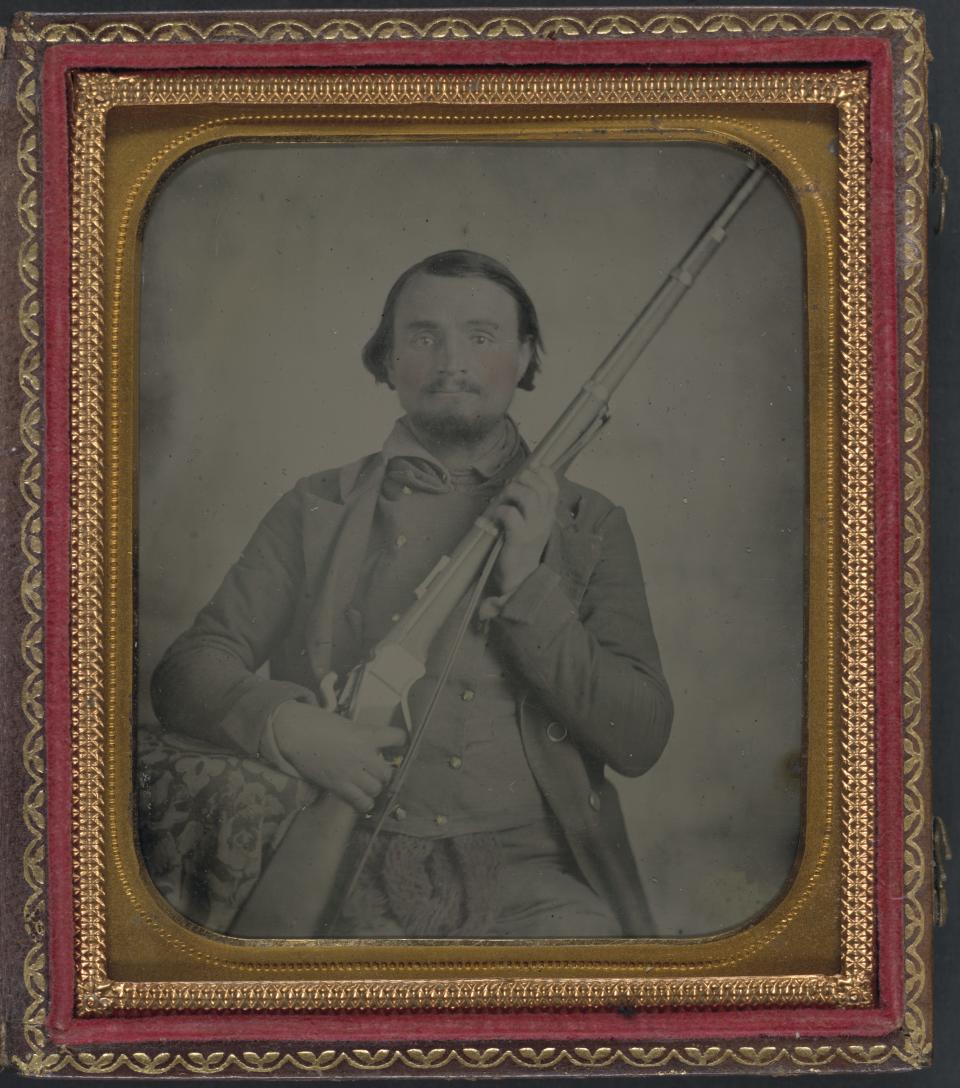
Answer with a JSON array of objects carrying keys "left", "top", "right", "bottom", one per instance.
[
  {"left": 230, "top": 792, "right": 356, "bottom": 938},
  {"left": 230, "top": 651, "right": 426, "bottom": 938}
]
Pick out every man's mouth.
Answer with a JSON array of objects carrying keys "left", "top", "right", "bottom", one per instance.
[{"left": 426, "top": 386, "right": 481, "bottom": 397}]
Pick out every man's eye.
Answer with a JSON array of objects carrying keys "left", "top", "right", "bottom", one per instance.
[
  {"left": 470, "top": 333, "right": 493, "bottom": 344},
  {"left": 412, "top": 333, "right": 436, "bottom": 347}
]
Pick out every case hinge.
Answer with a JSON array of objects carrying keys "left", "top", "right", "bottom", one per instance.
[
  {"left": 933, "top": 815, "right": 952, "bottom": 927},
  {"left": 930, "top": 122, "right": 949, "bottom": 235}
]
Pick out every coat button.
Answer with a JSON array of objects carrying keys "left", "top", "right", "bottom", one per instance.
[
  {"left": 448, "top": 755, "right": 463, "bottom": 769},
  {"left": 393, "top": 806, "right": 407, "bottom": 821},
  {"left": 460, "top": 689, "right": 475, "bottom": 702},
  {"left": 546, "top": 721, "right": 568, "bottom": 742},
  {"left": 588, "top": 790, "right": 601, "bottom": 812},
  {"left": 434, "top": 813, "right": 448, "bottom": 826}
]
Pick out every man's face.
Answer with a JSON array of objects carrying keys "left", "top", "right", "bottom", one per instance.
[{"left": 386, "top": 272, "right": 532, "bottom": 444}]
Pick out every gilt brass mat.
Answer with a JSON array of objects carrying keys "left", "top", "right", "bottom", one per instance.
[{"left": 60, "top": 68, "right": 871, "bottom": 1014}]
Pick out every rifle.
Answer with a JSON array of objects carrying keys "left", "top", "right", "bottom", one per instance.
[{"left": 230, "top": 159, "right": 767, "bottom": 938}]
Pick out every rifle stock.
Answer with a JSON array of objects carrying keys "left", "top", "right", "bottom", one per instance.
[{"left": 230, "top": 160, "right": 767, "bottom": 938}]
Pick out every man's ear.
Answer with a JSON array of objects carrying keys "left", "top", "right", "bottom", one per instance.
[{"left": 516, "top": 338, "right": 533, "bottom": 385}]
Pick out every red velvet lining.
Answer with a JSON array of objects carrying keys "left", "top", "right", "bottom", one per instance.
[{"left": 41, "top": 32, "right": 904, "bottom": 1045}]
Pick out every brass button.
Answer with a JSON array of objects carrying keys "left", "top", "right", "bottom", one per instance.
[
  {"left": 546, "top": 721, "right": 568, "bottom": 743},
  {"left": 396, "top": 534, "right": 407, "bottom": 548},
  {"left": 393, "top": 806, "right": 407, "bottom": 821},
  {"left": 402, "top": 485, "right": 413, "bottom": 496},
  {"left": 588, "top": 790, "right": 601, "bottom": 812},
  {"left": 449, "top": 755, "right": 463, "bottom": 769},
  {"left": 391, "top": 612, "right": 401, "bottom": 623},
  {"left": 461, "top": 689, "right": 475, "bottom": 702},
  {"left": 390, "top": 754, "right": 404, "bottom": 768},
  {"left": 435, "top": 813, "right": 448, "bottom": 826}
]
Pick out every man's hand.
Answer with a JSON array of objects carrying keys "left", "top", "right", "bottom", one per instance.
[
  {"left": 272, "top": 700, "right": 406, "bottom": 814},
  {"left": 492, "top": 465, "right": 559, "bottom": 597}
]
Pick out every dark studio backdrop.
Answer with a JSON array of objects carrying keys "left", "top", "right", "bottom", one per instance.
[{"left": 0, "top": 1, "right": 956, "bottom": 1086}]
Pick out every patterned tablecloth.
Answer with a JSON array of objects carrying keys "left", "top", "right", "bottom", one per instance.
[{"left": 136, "top": 725, "right": 317, "bottom": 933}]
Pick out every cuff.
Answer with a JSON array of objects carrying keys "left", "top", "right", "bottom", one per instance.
[
  {"left": 218, "top": 679, "right": 316, "bottom": 761},
  {"left": 258, "top": 701, "right": 305, "bottom": 778}
]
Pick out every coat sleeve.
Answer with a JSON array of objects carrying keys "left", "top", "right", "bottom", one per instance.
[
  {"left": 150, "top": 487, "right": 319, "bottom": 759},
  {"left": 491, "top": 504, "right": 672, "bottom": 777}
]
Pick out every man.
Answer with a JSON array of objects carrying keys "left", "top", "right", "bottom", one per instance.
[{"left": 151, "top": 249, "right": 673, "bottom": 939}]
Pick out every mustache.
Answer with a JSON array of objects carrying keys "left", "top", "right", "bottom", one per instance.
[{"left": 424, "top": 378, "right": 483, "bottom": 395}]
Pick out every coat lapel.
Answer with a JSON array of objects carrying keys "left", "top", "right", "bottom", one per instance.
[{"left": 301, "top": 454, "right": 385, "bottom": 679}]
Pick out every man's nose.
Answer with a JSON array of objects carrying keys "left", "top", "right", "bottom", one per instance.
[{"left": 435, "top": 337, "right": 467, "bottom": 373}]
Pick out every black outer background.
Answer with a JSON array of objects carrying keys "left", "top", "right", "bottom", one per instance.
[{"left": 0, "top": 0, "right": 955, "bottom": 1084}]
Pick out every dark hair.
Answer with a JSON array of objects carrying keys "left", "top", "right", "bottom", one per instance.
[{"left": 362, "top": 250, "right": 544, "bottom": 391}]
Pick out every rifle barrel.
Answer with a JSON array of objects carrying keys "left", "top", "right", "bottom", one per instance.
[{"left": 531, "top": 159, "right": 767, "bottom": 469}]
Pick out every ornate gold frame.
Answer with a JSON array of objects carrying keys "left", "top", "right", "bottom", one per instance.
[
  {"left": 74, "top": 67, "right": 858, "bottom": 1009},
  {"left": 9, "top": 6, "right": 931, "bottom": 1077}
]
